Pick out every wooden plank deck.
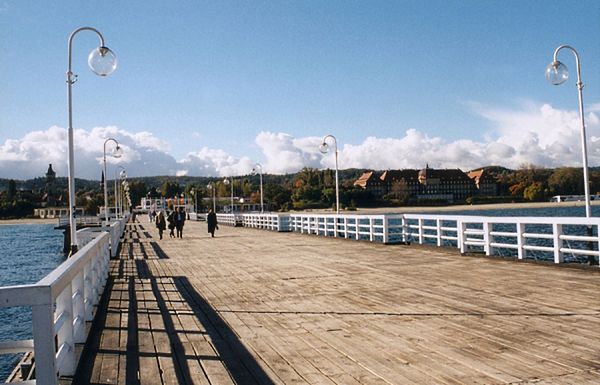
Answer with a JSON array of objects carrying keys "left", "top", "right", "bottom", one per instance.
[{"left": 71, "top": 218, "right": 600, "bottom": 384}]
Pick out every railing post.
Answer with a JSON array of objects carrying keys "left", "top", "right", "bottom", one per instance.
[
  {"left": 553, "top": 223, "right": 563, "bottom": 263},
  {"left": 483, "top": 221, "right": 491, "bottom": 256},
  {"left": 55, "top": 283, "right": 76, "bottom": 375},
  {"left": 418, "top": 218, "right": 424, "bottom": 245},
  {"left": 83, "top": 260, "right": 94, "bottom": 321},
  {"left": 71, "top": 270, "right": 86, "bottom": 343},
  {"left": 382, "top": 215, "right": 389, "bottom": 244},
  {"left": 334, "top": 215, "right": 339, "bottom": 238},
  {"left": 436, "top": 219, "right": 442, "bottom": 247},
  {"left": 517, "top": 222, "right": 525, "bottom": 260},
  {"left": 459, "top": 220, "right": 466, "bottom": 254},
  {"left": 32, "top": 300, "right": 58, "bottom": 385}
]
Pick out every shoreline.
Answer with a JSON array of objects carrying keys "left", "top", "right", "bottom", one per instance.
[
  {"left": 0, "top": 201, "right": 596, "bottom": 224},
  {"left": 312, "top": 200, "right": 599, "bottom": 215},
  {"left": 0, "top": 218, "right": 57, "bottom": 225}
]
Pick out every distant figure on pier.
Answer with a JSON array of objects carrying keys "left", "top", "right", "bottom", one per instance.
[
  {"left": 207, "top": 209, "right": 218, "bottom": 238},
  {"left": 175, "top": 207, "right": 186, "bottom": 238},
  {"left": 167, "top": 211, "right": 176, "bottom": 238},
  {"left": 155, "top": 211, "right": 166, "bottom": 239}
]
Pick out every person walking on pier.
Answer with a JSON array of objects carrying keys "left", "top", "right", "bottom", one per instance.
[
  {"left": 207, "top": 209, "right": 218, "bottom": 238},
  {"left": 155, "top": 211, "right": 166, "bottom": 240},
  {"left": 175, "top": 207, "right": 186, "bottom": 238},
  {"left": 167, "top": 210, "right": 176, "bottom": 238}
]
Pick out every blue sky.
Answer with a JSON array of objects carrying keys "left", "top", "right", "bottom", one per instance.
[{"left": 1, "top": 0, "right": 599, "bottom": 179}]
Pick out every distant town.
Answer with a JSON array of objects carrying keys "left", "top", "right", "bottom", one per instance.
[{"left": 0, "top": 163, "right": 598, "bottom": 219}]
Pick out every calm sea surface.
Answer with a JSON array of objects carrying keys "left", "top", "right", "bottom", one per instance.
[
  {"left": 0, "top": 224, "right": 63, "bottom": 380},
  {"left": 0, "top": 205, "right": 597, "bottom": 378}
]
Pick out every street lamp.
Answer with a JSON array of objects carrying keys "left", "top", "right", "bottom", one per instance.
[
  {"left": 115, "top": 167, "right": 126, "bottom": 218},
  {"left": 546, "top": 45, "right": 590, "bottom": 217},
  {"left": 66, "top": 27, "right": 117, "bottom": 255},
  {"left": 122, "top": 181, "right": 130, "bottom": 214},
  {"left": 103, "top": 138, "right": 122, "bottom": 223},
  {"left": 251, "top": 163, "right": 264, "bottom": 213},
  {"left": 223, "top": 177, "right": 234, "bottom": 213},
  {"left": 319, "top": 134, "right": 340, "bottom": 215},
  {"left": 190, "top": 189, "right": 196, "bottom": 213},
  {"left": 207, "top": 183, "right": 216, "bottom": 212}
]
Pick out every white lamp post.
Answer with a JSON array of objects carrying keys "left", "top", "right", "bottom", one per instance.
[
  {"left": 66, "top": 27, "right": 117, "bottom": 255},
  {"left": 319, "top": 134, "right": 340, "bottom": 215},
  {"left": 207, "top": 183, "right": 216, "bottom": 212},
  {"left": 115, "top": 167, "right": 126, "bottom": 218},
  {"left": 103, "top": 138, "right": 122, "bottom": 223},
  {"left": 223, "top": 177, "right": 234, "bottom": 213},
  {"left": 546, "top": 45, "right": 590, "bottom": 217},
  {"left": 251, "top": 163, "right": 264, "bottom": 213},
  {"left": 190, "top": 189, "right": 196, "bottom": 213}
]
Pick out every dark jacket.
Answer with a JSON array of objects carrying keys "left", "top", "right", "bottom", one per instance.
[
  {"left": 156, "top": 213, "right": 166, "bottom": 231},
  {"left": 207, "top": 212, "right": 218, "bottom": 233}
]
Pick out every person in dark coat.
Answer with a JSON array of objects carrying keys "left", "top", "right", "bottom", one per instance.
[
  {"left": 167, "top": 210, "right": 175, "bottom": 238},
  {"left": 155, "top": 211, "right": 166, "bottom": 240},
  {"left": 207, "top": 209, "right": 218, "bottom": 237},
  {"left": 175, "top": 207, "right": 186, "bottom": 238}
]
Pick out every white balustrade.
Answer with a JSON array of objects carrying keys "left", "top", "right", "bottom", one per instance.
[
  {"left": 0, "top": 219, "right": 124, "bottom": 384},
  {"left": 235, "top": 212, "right": 599, "bottom": 264}
]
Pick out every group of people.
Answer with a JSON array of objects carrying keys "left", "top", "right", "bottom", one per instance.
[
  {"left": 154, "top": 208, "right": 219, "bottom": 239},
  {"left": 155, "top": 207, "right": 187, "bottom": 239}
]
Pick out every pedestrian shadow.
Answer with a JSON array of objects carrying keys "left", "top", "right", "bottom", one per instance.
[{"left": 74, "top": 259, "right": 275, "bottom": 384}]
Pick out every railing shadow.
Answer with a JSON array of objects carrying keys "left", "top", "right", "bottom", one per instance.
[
  {"left": 173, "top": 275, "right": 275, "bottom": 385},
  {"left": 75, "top": 257, "right": 274, "bottom": 384}
]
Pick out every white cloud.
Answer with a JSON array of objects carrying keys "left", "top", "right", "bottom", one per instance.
[{"left": 0, "top": 101, "right": 599, "bottom": 180}]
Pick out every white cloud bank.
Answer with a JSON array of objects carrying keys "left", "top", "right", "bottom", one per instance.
[{"left": 0, "top": 102, "right": 598, "bottom": 180}]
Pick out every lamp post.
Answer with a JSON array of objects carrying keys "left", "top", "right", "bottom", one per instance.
[
  {"left": 251, "top": 163, "right": 264, "bottom": 213},
  {"left": 223, "top": 177, "right": 234, "bottom": 213},
  {"left": 207, "top": 183, "right": 216, "bottom": 212},
  {"left": 115, "top": 167, "right": 126, "bottom": 218},
  {"left": 66, "top": 27, "right": 117, "bottom": 255},
  {"left": 190, "top": 189, "right": 196, "bottom": 213},
  {"left": 546, "top": 45, "right": 590, "bottom": 217},
  {"left": 103, "top": 138, "right": 122, "bottom": 223},
  {"left": 319, "top": 134, "right": 340, "bottom": 215},
  {"left": 122, "top": 180, "right": 130, "bottom": 214}
]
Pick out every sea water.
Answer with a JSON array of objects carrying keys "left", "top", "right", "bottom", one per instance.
[{"left": 0, "top": 224, "right": 63, "bottom": 380}]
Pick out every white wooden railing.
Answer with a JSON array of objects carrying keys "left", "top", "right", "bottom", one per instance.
[
  {"left": 78, "top": 216, "right": 129, "bottom": 258},
  {"left": 215, "top": 213, "right": 243, "bottom": 227},
  {"left": 242, "top": 213, "right": 290, "bottom": 232},
  {"left": 0, "top": 232, "right": 111, "bottom": 385},
  {"left": 234, "top": 212, "right": 600, "bottom": 265},
  {"left": 401, "top": 214, "right": 600, "bottom": 263},
  {"left": 57, "top": 216, "right": 102, "bottom": 228},
  {"left": 287, "top": 213, "right": 404, "bottom": 243}
]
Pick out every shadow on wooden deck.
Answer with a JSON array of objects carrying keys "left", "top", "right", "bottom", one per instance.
[{"left": 73, "top": 257, "right": 275, "bottom": 384}]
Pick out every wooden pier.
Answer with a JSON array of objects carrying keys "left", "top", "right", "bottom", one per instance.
[{"left": 70, "top": 218, "right": 600, "bottom": 384}]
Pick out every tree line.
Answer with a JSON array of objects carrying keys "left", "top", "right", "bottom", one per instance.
[{"left": 0, "top": 165, "right": 598, "bottom": 218}]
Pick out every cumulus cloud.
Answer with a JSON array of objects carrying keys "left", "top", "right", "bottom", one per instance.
[{"left": 1, "top": 101, "right": 599, "bottom": 180}]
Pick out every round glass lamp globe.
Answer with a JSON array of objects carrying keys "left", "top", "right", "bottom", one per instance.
[
  {"left": 120, "top": 170, "right": 127, "bottom": 178},
  {"left": 545, "top": 61, "right": 568, "bottom": 85},
  {"left": 112, "top": 145, "right": 123, "bottom": 158},
  {"left": 319, "top": 143, "right": 329, "bottom": 154},
  {"left": 223, "top": 179, "right": 230, "bottom": 185},
  {"left": 207, "top": 184, "right": 213, "bottom": 189},
  {"left": 88, "top": 46, "right": 117, "bottom": 77}
]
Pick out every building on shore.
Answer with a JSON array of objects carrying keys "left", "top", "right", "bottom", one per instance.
[
  {"left": 467, "top": 168, "right": 498, "bottom": 196},
  {"left": 354, "top": 165, "right": 498, "bottom": 203}
]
